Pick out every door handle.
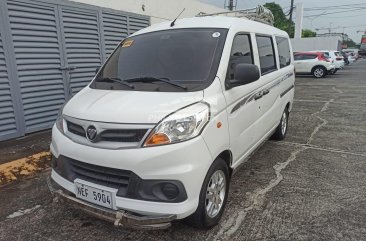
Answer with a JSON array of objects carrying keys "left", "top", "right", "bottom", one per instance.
[
  {"left": 262, "top": 89, "right": 270, "bottom": 96},
  {"left": 254, "top": 92, "right": 263, "bottom": 100}
]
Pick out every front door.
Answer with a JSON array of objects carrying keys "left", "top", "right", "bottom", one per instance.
[{"left": 224, "top": 34, "right": 262, "bottom": 165}]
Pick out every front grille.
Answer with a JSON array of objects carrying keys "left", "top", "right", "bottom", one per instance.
[
  {"left": 67, "top": 122, "right": 85, "bottom": 137},
  {"left": 100, "top": 129, "right": 147, "bottom": 142},
  {"left": 54, "top": 156, "right": 132, "bottom": 196},
  {"left": 66, "top": 120, "right": 148, "bottom": 143}
]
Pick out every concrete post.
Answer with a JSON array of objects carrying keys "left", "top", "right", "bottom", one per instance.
[{"left": 294, "top": 2, "right": 303, "bottom": 38}]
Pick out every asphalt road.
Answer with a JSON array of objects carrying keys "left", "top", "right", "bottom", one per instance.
[{"left": 1, "top": 60, "right": 366, "bottom": 241}]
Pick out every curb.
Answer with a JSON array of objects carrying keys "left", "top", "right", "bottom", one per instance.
[{"left": 0, "top": 151, "right": 51, "bottom": 186}]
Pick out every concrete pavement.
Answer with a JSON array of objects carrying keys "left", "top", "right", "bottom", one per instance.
[{"left": 1, "top": 59, "right": 365, "bottom": 241}]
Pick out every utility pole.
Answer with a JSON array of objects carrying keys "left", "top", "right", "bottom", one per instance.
[
  {"left": 229, "top": 0, "right": 234, "bottom": 11},
  {"left": 294, "top": 2, "right": 303, "bottom": 38},
  {"left": 288, "top": 0, "right": 295, "bottom": 36},
  {"left": 225, "top": 0, "right": 236, "bottom": 11}
]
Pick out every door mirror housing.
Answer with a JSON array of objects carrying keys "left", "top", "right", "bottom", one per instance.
[{"left": 226, "top": 63, "right": 260, "bottom": 89}]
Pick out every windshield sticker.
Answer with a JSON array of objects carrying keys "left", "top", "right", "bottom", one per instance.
[
  {"left": 212, "top": 32, "right": 221, "bottom": 38},
  {"left": 122, "top": 40, "right": 134, "bottom": 48}
]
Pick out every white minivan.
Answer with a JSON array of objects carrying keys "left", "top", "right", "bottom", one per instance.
[{"left": 49, "top": 16, "right": 295, "bottom": 229}]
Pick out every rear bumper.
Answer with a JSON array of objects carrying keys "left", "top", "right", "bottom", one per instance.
[{"left": 47, "top": 176, "right": 176, "bottom": 230}]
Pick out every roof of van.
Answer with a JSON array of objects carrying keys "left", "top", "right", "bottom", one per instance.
[{"left": 131, "top": 16, "right": 288, "bottom": 37}]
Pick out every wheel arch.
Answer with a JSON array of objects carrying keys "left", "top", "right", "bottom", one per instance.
[
  {"left": 217, "top": 150, "right": 233, "bottom": 176},
  {"left": 311, "top": 65, "right": 327, "bottom": 73}
]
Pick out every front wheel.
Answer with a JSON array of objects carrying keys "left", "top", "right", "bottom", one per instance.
[{"left": 185, "top": 157, "right": 230, "bottom": 229}]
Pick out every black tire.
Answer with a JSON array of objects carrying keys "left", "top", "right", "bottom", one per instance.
[
  {"left": 271, "top": 107, "right": 289, "bottom": 141},
  {"left": 185, "top": 157, "right": 230, "bottom": 229},
  {"left": 312, "top": 66, "right": 327, "bottom": 78}
]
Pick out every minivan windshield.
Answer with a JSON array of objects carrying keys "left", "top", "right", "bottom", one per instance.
[{"left": 91, "top": 28, "right": 228, "bottom": 92}]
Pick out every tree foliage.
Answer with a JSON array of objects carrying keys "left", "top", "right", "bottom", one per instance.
[
  {"left": 264, "top": 2, "right": 317, "bottom": 38},
  {"left": 264, "top": 2, "right": 292, "bottom": 34},
  {"left": 302, "top": 29, "right": 316, "bottom": 38}
]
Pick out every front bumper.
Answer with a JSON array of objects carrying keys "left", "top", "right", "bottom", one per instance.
[
  {"left": 47, "top": 176, "right": 176, "bottom": 230},
  {"left": 50, "top": 125, "right": 213, "bottom": 219}
]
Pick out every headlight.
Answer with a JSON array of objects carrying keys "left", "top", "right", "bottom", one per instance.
[
  {"left": 143, "top": 102, "right": 210, "bottom": 147},
  {"left": 55, "top": 101, "right": 68, "bottom": 134},
  {"left": 56, "top": 115, "right": 64, "bottom": 133}
]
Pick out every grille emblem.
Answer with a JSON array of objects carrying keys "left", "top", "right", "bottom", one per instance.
[{"left": 86, "top": 126, "right": 97, "bottom": 141}]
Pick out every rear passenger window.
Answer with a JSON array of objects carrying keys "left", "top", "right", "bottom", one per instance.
[
  {"left": 256, "top": 35, "right": 277, "bottom": 74},
  {"left": 226, "top": 34, "right": 253, "bottom": 80},
  {"left": 305, "top": 54, "right": 317, "bottom": 60},
  {"left": 294, "top": 54, "right": 303, "bottom": 60},
  {"left": 276, "top": 37, "right": 291, "bottom": 68}
]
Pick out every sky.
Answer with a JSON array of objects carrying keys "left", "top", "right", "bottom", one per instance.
[{"left": 199, "top": 0, "right": 366, "bottom": 42}]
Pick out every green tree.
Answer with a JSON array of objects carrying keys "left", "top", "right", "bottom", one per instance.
[
  {"left": 264, "top": 2, "right": 294, "bottom": 37},
  {"left": 302, "top": 29, "right": 316, "bottom": 38}
]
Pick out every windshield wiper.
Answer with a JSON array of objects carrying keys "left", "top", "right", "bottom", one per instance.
[
  {"left": 124, "top": 77, "right": 187, "bottom": 90},
  {"left": 96, "top": 77, "right": 135, "bottom": 89}
]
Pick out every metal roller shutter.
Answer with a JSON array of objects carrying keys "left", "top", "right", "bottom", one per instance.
[
  {"left": 0, "top": 0, "right": 150, "bottom": 141},
  {"left": 61, "top": 8, "right": 102, "bottom": 95},
  {"left": 102, "top": 12, "right": 128, "bottom": 58},
  {"left": 128, "top": 16, "right": 150, "bottom": 35},
  {"left": 0, "top": 32, "right": 18, "bottom": 140},
  {"left": 7, "top": 1, "right": 65, "bottom": 133}
]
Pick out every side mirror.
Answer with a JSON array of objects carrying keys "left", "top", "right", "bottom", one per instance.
[
  {"left": 227, "top": 64, "right": 260, "bottom": 89},
  {"left": 95, "top": 66, "right": 101, "bottom": 74}
]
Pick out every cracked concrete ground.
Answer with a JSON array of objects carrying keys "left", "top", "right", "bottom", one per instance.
[{"left": 1, "top": 60, "right": 366, "bottom": 241}]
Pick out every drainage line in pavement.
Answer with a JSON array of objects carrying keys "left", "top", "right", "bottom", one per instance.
[{"left": 270, "top": 141, "right": 366, "bottom": 158}]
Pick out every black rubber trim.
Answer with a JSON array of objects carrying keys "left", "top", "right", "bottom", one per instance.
[{"left": 280, "top": 85, "right": 295, "bottom": 98}]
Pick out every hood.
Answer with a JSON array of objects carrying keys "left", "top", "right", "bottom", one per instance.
[{"left": 63, "top": 87, "right": 204, "bottom": 124}]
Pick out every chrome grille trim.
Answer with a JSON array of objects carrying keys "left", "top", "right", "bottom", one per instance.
[{"left": 63, "top": 115, "right": 155, "bottom": 150}]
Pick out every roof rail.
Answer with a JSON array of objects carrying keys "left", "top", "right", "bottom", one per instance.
[{"left": 197, "top": 5, "right": 274, "bottom": 26}]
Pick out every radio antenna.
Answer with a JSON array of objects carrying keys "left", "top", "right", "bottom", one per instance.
[{"left": 171, "top": 8, "right": 186, "bottom": 27}]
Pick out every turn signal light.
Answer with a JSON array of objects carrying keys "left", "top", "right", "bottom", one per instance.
[{"left": 144, "top": 133, "right": 170, "bottom": 146}]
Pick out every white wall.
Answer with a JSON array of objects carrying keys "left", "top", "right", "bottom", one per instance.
[
  {"left": 71, "top": 0, "right": 224, "bottom": 24},
  {"left": 291, "top": 37, "right": 343, "bottom": 51}
]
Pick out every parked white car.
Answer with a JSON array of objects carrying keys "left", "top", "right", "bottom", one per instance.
[
  {"left": 294, "top": 51, "right": 336, "bottom": 78},
  {"left": 315, "top": 51, "right": 344, "bottom": 73},
  {"left": 49, "top": 16, "right": 295, "bottom": 229}
]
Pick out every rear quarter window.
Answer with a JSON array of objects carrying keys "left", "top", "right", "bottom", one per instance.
[{"left": 275, "top": 36, "right": 291, "bottom": 68}]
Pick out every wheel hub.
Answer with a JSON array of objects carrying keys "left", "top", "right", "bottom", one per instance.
[{"left": 205, "top": 170, "right": 226, "bottom": 218}]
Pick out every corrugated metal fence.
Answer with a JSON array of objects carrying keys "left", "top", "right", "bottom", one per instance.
[{"left": 0, "top": 0, "right": 150, "bottom": 141}]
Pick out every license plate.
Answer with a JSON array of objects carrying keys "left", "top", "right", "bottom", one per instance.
[{"left": 75, "top": 182, "right": 113, "bottom": 209}]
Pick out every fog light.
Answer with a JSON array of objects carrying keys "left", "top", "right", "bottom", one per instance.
[{"left": 161, "top": 183, "right": 179, "bottom": 200}]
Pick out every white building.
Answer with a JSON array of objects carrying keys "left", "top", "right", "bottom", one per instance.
[{"left": 72, "top": 0, "right": 224, "bottom": 24}]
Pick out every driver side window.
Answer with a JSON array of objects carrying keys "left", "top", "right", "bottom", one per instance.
[{"left": 226, "top": 34, "right": 253, "bottom": 81}]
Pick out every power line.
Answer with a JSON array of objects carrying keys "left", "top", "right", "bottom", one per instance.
[
  {"left": 304, "top": 3, "right": 366, "bottom": 11},
  {"left": 304, "top": 8, "right": 366, "bottom": 18}
]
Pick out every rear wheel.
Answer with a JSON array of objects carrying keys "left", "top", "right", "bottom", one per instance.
[
  {"left": 185, "top": 157, "right": 230, "bottom": 229},
  {"left": 271, "top": 107, "right": 289, "bottom": 141},
  {"left": 312, "top": 66, "right": 326, "bottom": 78}
]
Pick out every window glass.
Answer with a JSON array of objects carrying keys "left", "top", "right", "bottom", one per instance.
[
  {"left": 256, "top": 35, "right": 277, "bottom": 74},
  {"left": 92, "top": 28, "right": 228, "bottom": 92},
  {"left": 294, "top": 54, "right": 303, "bottom": 60},
  {"left": 305, "top": 54, "right": 318, "bottom": 59},
  {"left": 226, "top": 34, "right": 253, "bottom": 80},
  {"left": 275, "top": 36, "right": 291, "bottom": 68}
]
